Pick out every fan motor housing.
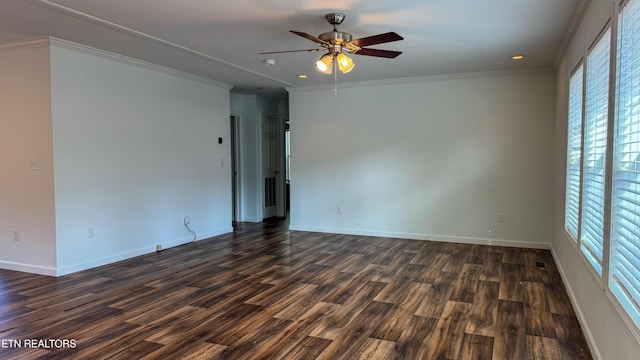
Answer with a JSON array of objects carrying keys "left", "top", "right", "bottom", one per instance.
[{"left": 319, "top": 31, "right": 352, "bottom": 44}]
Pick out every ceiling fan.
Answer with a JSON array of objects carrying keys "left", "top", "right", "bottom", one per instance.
[{"left": 260, "top": 13, "right": 404, "bottom": 74}]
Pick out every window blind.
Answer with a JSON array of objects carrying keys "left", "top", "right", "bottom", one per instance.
[
  {"left": 566, "top": 66, "right": 584, "bottom": 240},
  {"left": 611, "top": 0, "right": 640, "bottom": 326},
  {"left": 581, "top": 28, "right": 611, "bottom": 275}
]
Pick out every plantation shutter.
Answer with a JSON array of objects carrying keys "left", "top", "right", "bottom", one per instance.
[
  {"left": 580, "top": 27, "right": 611, "bottom": 275},
  {"left": 566, "top": 65, "right": 584, "bottom": 240},
  {"left": 610, "top": 0, "right": 640, "bottom": 326}
]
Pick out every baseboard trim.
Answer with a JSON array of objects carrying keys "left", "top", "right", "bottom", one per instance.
[
  {"left": 56, "top": 227, "right": 233, "bottom": 276},
  {"left": 287, "top": 225, "right": 550, "bottom": 249},
  {"left": 0, "top": 261, "right": 57, "bottom": 277},
  {"left": 550, "top": 247, "right": 603, "bottom": 360}
]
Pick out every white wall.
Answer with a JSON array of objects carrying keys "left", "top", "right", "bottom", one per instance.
[
  {"left": 552, "top": 0, "right": 640, "bottom": 358},
  {"left": 0, "top": 42, "right": 57, "bottom": 275},
  {"left": 50, "top": 41, "right": 233, "bottom": 275},
  {"left": 289, "top": 71, "right": 556, "bottom": 248}
]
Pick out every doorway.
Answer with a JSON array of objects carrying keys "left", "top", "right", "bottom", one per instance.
[{"left": 262, "top": 115, "right": 278, "bottom": 219}]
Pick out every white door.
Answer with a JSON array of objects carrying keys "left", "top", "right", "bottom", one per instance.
[{"left": 262, "top": 115, "right": 278, "bottom": 218}]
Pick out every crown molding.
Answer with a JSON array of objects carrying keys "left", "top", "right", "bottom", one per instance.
[
  {"left": 286, "top": 67, "right": 555, "bottom": 94},
  {"left": 49, "top": 37, "right": 233, "bottom": 90},
  {"left": 0, "top": 37, "right": 50, "bottom": 52},
  {"left": 25, "top": 0, "right": 293, "bottom": 88},
  {"left": 0, "top": 35, "right": 234, "bottom": 89},
  {"left": 553, "top": 0, "right": 592, "bottom": 68}
]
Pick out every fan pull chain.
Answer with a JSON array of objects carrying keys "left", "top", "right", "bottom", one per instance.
[{"left": 334, "top": 57, "right": 338, "bottom": 95}]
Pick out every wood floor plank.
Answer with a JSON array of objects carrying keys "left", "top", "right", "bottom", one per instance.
[
  {"left": 442, "top": 244, "right": 469, "bottom": 273},
  {"left": 414, "top": 253, "right": 451, "bottom": 283},
  {"left": 465, "top": 280, "right": 499, "bottom": 337},
  {"left": 522, "top": 251, "right": 546, "bottom": 282},
  {"left": 395, "top": 315, "right": 439, "bottom": 359},
  {"left": 493, "top": 300, "right": 526, "bottom": 360},
  {"left": 414, "top": 271, "right": 458, "bottom": 318},
  {"left": 543, "top": 270, "right": 576, "bottom": 315},
  {"left": 320, "top": 271, "right": 376, "bottom": 305},
  {"left": 278, "top": 336, "right": 332, "bottom": 360},
  {"left": 502, "top": 247, "right": 524, "bottom": 264},
  {"left": 352, "top": 338, "right": 398, "bottom": 360},
  {"left": 424, "top": 301, "right": 471, "bottom": 360},
  {"left": 308, "top": 281, "right": 386, "bottom": 340},
  {"left": 449, "top": 263, "right": 482, "bottom": 303},
  {"left": 553, "top": 313, "right": 593, "bottom": 359},
  {"left": 179, "top": 342, "right": 227, "bottom": 360},
  {"left": 465, "top": 244, "right": 488, "bottom": 265},
  {"left": 315, "top": 301, "right": 395, "bottom": 360},
  {"left": 478, "top": 252, "right": 503, "bottom": 282},
  {"left": 523, "top": 281, "right": 557, "bottom": 338},
  {"left": 458, "top": 333, "right": 494, "bottom": 360},
  {"left": 143, "top": 306, "right": 216, "bottom": 345},
  {"left": 0, "top": 219, "right": 591, "bottom": 360},
  {"left": 526, "top": 335, "right": 562, "bottom": 360},
  {"left": 499, "top": 262, "right": 524, "bottom": 301},
  {"left": 373, "top": 277, "right": 416, "bottom": 304},
  {"left": 369, "top": 282, "right": 431, "bottom": 342},
  {"left": 244, "top": 302, "right": 333, "bottom": 359},
  {"left": 211, "top": 317, "right": 293, "bottom": 360},
  {"left": 203, "top": 304, "right": 276, "bottom": 346}
]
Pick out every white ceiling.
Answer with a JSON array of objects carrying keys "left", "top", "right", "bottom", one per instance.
[{"left": 0, "top": 0, "right": 582, "bottom": 97}]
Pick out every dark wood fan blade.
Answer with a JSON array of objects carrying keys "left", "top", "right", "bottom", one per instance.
[
  {"left": 290, "top": 30, "right": 330, "bottom": 46},
  {"left": 351, "top": 32, "right": 403, "bottom": 47},
  {"left": 259, "top": 49, "right": 322, "bottom": 54},
  {"left": 354, "top": 48, "right": 402, "bottom": 58}
]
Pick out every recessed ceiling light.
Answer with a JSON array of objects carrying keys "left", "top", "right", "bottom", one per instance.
[
  {"left": 512, "top": 55, "right": 525, "bottom": 60},
  {"left": 297, "top": 74, "right": 308, "bottom": 79}
]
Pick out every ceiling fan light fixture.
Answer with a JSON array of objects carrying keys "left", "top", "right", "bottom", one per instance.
[
  {"left": 336, "top": 53, "right": 354, "bottom": 73},
  {"left": 316, "top": 53, "right": 333, "bottom": 74}
]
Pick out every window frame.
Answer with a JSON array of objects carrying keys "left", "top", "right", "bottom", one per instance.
[
  {"left": 563, "top": 0, "right": 640, "bottom": 343},
  {"left": 564, "top": 61, "right": 585, "bottom": 248},
  {"left": 606, "top": 0, "right": 640, "bottom": 342},
  {"left": 571, "top": 20, "right": 614, "bottom": 286}
]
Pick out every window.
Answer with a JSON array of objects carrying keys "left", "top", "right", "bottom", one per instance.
[
  {"left": 580, "top": 28, "right": 611, "bottom": 275},
  {"left": 565, "top": 65, "right": 584, "bottom": 240},
  {"left": 610, "top": 0, "right": 640, "bottom": 328},
  {"left": 565, "top": 0, "right": 640, "bottom": 337}
]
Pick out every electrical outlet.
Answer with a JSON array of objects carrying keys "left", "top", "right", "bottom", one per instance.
[
  {"left": 337, "top": 205, "right": 343, "bottom": 214},
  {"left": 497, "top": 213, "right": 505, "bottom": 223},
  {"left": 184, "top": 216, "right": 190, "bottom": 225},
  {"left": 488, "top": 230, "right": 493, "bottom": 237},
  {"left": 88, "top": 227, "right": 94, "bottom": 239},
  {"left": 12, "top": 229, "right": 19, "bottom": 241}
]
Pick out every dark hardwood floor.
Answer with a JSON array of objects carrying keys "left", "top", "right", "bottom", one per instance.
[{"left": 0, "top": 219, "right": 591, "bottom": 359}]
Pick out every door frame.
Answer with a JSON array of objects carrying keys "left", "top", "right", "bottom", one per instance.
[
  {"left": 277, "top": 118, "right": 289, "bottom": 217},
  {"left": 230, "top": 114, "right": 241, "bottom": 222}
]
